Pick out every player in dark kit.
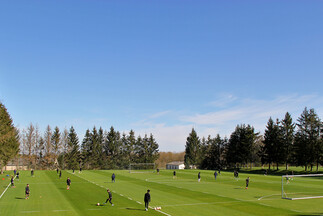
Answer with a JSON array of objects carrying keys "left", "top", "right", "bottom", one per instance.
[
  {"left": 104, "top": 189, "right": 114, "bottom": 206},
  {"left": 198, "top": 172, "right": 201, "bottom": 182},
  {"left": 144, "top": 189, "right": 151, "bottom": 211},
  {"left": 245, "top": 177, "right": 250, "bottom": 189},
  {"left": 66, "top": 177, "right": 71, "bottom": 190},
  {"left": 173, "top": 171, "right": 176, "bottom": 179},
  {"left": 111, "top": 173, "right": 115, "bottom": 183},
  {"left": 59, "top": 170, "right": 62, "bottom": 179},
  {"left": 25, "top": 184, "right": 30, "bottom": 199},
  {"left": 11, "top": 176, "right": 15, "bottom": 187},
  {"left": 214, "top": 171, "right": 217, "bottom": 180}
]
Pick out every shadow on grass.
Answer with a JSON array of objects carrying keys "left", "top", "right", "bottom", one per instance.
[
  {"left": 15, "top": 197, "right": 25, "bottom": 199},
  {"left": 125, "top": 208, "right": 146, "bottom": 211}
]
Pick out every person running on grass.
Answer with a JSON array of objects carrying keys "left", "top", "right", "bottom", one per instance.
[
  {"left": 198, "top": 172, "right": 201, "bottom": 182},
  {"left": 66, "top": 177, "right": 71, "bottom": 190},
  {"left": 59, "top": 170, "right": 62, "bottom": 179},
  {"left": 25, "top": 184, "right": 30, "bottom": 199},
  {"left": 144, "top": 189, "right": 151, "bottom": 211},
  {"left": 173, "top": 170, "right": 176, "bottom": 179},
  {"left": 214, "top": 171, "right": 218, "bottom": 180},
  {"left": 104, "top": 189, "right": 114, "bottom": 206}
]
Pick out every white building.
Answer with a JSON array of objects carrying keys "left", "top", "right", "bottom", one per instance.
[{"left": 166, "top": 161, "right": 185, "bottom": 170}]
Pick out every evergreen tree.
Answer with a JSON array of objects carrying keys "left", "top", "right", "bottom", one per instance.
[
  {"left": 38, "top": 136, "right": 45, "bottom": 168},
  {"left": 294, "top": 107, "right": 322, "bottom": 171},
  {"left": 226, "top": 124, "right": 258, "bottom": 168},
  {"left": 134, "top": 135, "right": 143, "bottom": 163},
  {"left": 262, "top": 118, "right": 283, "bottom": 170},
  {"left": 51, "top": 126, "right": 61, "bottom": 165},
  {"left": 89, "top": 127, "right": 101, "bottom": 168},
  {"left": 97, "top": 127, "right": 104, "bottom": 168},
  {"left": 105, "top": 126, "right": 121, "bottom": 169},
  {"left": 81, "top": 129, "right": 91, "bottom": 169},
  {"left": 200, "top": 135, "right": 215, "bottom": 169},
  {"left": 280, "top": 112, "right": 295, "bottom": 170},
  {"left": 65, "top": 126, "right": 80, "bottom": 170},
  {"left": 0, "top": 103, "right": 19, "bottom": 173},
  {"left": 147, "top": 133, "right": 159, "bottom": 163},
  {"left": 127, "top": 130, "right": 136, "bottom": 163},
  {"left": 184, "top": 128, "right": 201, "bottom": 169}
]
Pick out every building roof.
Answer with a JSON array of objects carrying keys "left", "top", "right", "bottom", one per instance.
[{"left": 166, "top": 161, "right": 184, "bottom": 166}]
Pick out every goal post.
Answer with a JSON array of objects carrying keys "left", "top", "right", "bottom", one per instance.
[
  {"left": 281, "top": 174, "right": 323, "bottom": 200},
  {"left": 129, "top": 163, "right": 156, "bottom": 173}
]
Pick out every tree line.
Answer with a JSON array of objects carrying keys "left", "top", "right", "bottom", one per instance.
[
  {"left": 184, "top": 107, "right": 323, "bottom": 171},
  {"left": 19, "top": 125, "right": 159, "bottom": 170}
]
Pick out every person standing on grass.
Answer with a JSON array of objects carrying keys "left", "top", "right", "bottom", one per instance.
[
  {"left": 245, "top": 177, "right": 250, "bottom": 189},
  {"left": 198, "top": 172, "right": 201, "bottom": 182},
  {"left": 157, "top": 168, "right": 159, "bottom": 175},
  {"left": 214, "top": 171, "right": 217, "bottom": 180},
  {"left": 31, "top": 169, "right": 34, "bottom": 177},
  {"left": 173, "top": 170, "right": 176, "bottom": 179},
  {"left": 25, "top": 184, "right": 30, "bottom": 199},
  {"left": 67, "top": 177, "right": 71, "bottom": 190},
  {"left": 16, "top": 171, "right": 19, "bottom": 180},
  {"left": 11, "top": 176, "right": 15, "bottom": 188},
  {"left": 144, "top": 189, "right": 151, "bottom": 211},
  {"left": 104, "top": 189, "right": 114, "bottom": 206},
  {"left": 111, "top": 173, "right": 115, "bottom": 183},
  {"left": 57, "top": 168, "right": 59, "bottom": 174}
]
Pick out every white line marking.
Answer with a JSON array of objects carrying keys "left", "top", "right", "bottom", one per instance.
[
  {"left": 257, "top": 194, "right": 281, "bottom": 200},
  {"left": 137, "top": 201, "right": 142, "bottom": 204},
  {"left": 0, "top": 175, "right": 16, "bottom": 199},
  {"left": 156, "top": 209, "right": 172, "bottom": 216},
  {"left": 52, "top": 210, "right": 70, "bottom": 212},
  {"left": 120, "top": 194, "right": 124, "bottom": 196},
  {"left": 128, "top": 197, "right": 133, "bottom": 200},
  {"left": 20, "top": 211, "right": 41, "bottom": 213}
]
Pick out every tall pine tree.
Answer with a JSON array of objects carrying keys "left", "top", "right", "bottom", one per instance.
[
  {"left": 184, "top": 128, "right": 201, "bottom": 169},
  {"left": 0, "top": 103, "right": 19, "bottom": 173}
]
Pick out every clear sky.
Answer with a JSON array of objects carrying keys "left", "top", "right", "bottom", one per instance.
[{"left": 1, "top": 0, "right": 322, "bottom": 152}]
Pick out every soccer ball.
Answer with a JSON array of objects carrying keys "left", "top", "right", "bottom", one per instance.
[{"left": 97, "top": 203, "right": 100, "bottom": 206}]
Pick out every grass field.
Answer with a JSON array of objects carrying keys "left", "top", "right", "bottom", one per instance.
[{"left": 0, "top": 169, "right": 322, "bottom": 216}]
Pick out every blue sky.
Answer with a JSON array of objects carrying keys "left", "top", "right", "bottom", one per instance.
[{"left": 1, "top": 1, "right": 322, "bottom": 152}]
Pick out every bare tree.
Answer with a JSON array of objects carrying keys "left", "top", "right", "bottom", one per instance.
[
  {"left": 25, "top": 123, "right": 37, "bottom": 168},
  {"left": 44, "top": 125, "right": 52, "bottom": 167}
]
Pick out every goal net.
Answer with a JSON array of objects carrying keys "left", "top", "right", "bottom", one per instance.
[
  {"left": 129, "top": 163, "right": 156, "bottom": 173},
  {"left": 281, "top": 174, "right": 323, "bottom": 200}
]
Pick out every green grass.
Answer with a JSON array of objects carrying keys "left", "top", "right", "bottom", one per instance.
[{"left": 0, "top": 169, "right": 322, "bottom": 216}]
